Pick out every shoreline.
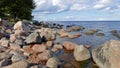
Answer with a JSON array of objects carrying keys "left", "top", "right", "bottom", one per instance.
[{"left": 0, "top": 20, "right": 120, "bottom": 68}]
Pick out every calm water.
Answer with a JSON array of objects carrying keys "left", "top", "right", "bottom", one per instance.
[
  {"left": 55, "top": 21, "right": 120, "bottom": 48},
  {"left": 52, "top": 21, "right": 120, "bottom": 68}
]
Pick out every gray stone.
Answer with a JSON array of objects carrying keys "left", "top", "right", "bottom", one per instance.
[
  {"left": 25, "top": 32, "right": 42, "bottom": 44},
  {"left": 92, "top": 40, "right": 120, "bottom": 68},
  {"left": 74, "top": 45, "right": 90, "bottom": 61},
  {"left": 11, "top": 54, "right": 26, "bottom": 62}
]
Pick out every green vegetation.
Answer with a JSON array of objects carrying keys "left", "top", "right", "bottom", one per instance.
[{"left": 0, "top": 0, "right": 35, "bottom": 21}]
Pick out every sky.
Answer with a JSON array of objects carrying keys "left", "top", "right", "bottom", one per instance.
[{"left": 32, "top": 0, "right": 120, "bottom": 21}]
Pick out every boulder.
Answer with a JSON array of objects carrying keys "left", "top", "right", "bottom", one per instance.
[
  {"left": 74, "top": 45, "right": 90, "bottom": 61},
  {"left": 92, "top": 40, "right": 120, "bottom": 68},
  {"left": 58, "top": 29, "right": 69, "bottom": 38},
  {"left": 52, "top": 44, "right": 63, "bottom": 52},
  {"left": 32, "top": 44, "right": 47, "bottom": 53},
  {"left": 63, "top": 41, "right": 78, "bottom": 51},
  {"left": 2, "top": 61, "right": 29, "bottom": 68},
  {"left": 10, "top": 43, "right": 21, "bottom": 50},
  {"left": 66, "top": 26, "right": 85, "bottom": 32},
  {"left": 36, "top": 28, "right": 56, "bottom": 41},
  {"left": 96, "top": 33, "right": 105, "bottom": 36},
  {"left": 11, "top": 54, "right": 26, "bottom": 62},
  {"left": 0, "top": 38, "right": 9, "bottom": 47},
  {"left": 85, "top": 29, "right": 99, "bottom": 35},
  {"left": 37, "top": 50, "right": 52, "bottom": 61},
  {"left": 25, "top": 32, "right": 42, "bottom": 44},
  {"left": 46, "top": 57, "right": 59, "bottom": 68},
  {"left": 13, "top": 21, "right": 30, "bottom": 33}
]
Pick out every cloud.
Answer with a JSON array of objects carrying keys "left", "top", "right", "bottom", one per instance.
[
  {"left": 32, "top": 0, "right": 120, "bottom": 21},
  {"left": 93, "top": 0, "right": 120, "bottom": 11}
]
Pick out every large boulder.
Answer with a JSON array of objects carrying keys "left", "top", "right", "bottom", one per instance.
[
  {"left": 63, "top": 41, "right": 78, "bottom": 51},
  {"left": 25, "top": 32, "right": 42, "bottom": 44},
  {"left": 46, "top": 57, "right": 59, "bottom": 68},
  {"left": 92, "top": 40, "right": 120, "bottom": 68},
  {"left": 74, "top": 45, "right": 90, "bottom": 61},
  {"left": 13, "top": 21, "right": 30, "bottom": 33}
]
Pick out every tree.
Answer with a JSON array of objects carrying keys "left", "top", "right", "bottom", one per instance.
[{"left": 0, "top": 0, "right": 35, "bottom": 20}]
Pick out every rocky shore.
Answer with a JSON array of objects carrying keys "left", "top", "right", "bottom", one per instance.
[{"left": 0, "top": 19, "right": 120, "bottom": 68}]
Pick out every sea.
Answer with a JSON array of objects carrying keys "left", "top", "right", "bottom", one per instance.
[
  {"left": 49, "top": 21, "right": 120, "bottom": 68},
  {"left": 54, "top": 21, "right": 120, "bottom": 49}
]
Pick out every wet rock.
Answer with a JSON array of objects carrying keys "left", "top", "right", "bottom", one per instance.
[
  {"left": 25, "top": 32, "right": 42, "bottom": 44},
  {"left": 0, "top": 59, "right": 11, "bottom": 67},
  {"left": 13, "top": 21, "right": 30, "bottom": 33},
  {"left": 92, "top": 40, "right": 120, "bottom": 68},
  {"left": 96, "top": 33, "right": 105, "bottom": 36},
  {"left": 74, "top": 45, "right": 90, "bottom": 61},
  {"left": 85, "top": 29, "right": 99, "bottom": 35},
  {"left": 58, "top": 29, "right": 69, "bottom": 38},
  {"left": 66, "top": 26, "right": 85, "bottom": 32},
  {"left": 63, "top": 41, "right": 78, "bottom": 51},
  {"left": 11, "top": 54, "right": 26, "bottom": 62},
  {"left": 2, "top": 61, "right": 29, "bottom": 68},
  {"left": 67, "top": 34, "right": 77, "bottom": 39},
  {"left": 32, "top": 44, "right": 47, "bottom": 53},
  {"left": 111, "top": 30, "right": 117, "bottom": 34},
  {"left": 46, "top": 57, "right": 59, "bottom": 68}
]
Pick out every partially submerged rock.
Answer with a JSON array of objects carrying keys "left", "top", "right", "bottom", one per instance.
[
  {"left": 46, "top": 57, "right": 59, "bottom": 68},
  {"left": 74, "top": 45, "right": 90, "bottom": 61},
  {"left": 85, "top": 29, "right": 99, "bottom": 35},
  {"left": 63, "top": 41, "right": 78, "bottom": 51}
]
